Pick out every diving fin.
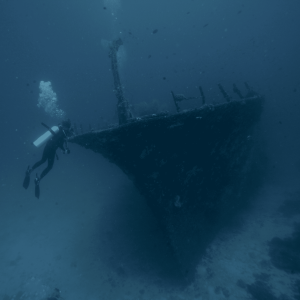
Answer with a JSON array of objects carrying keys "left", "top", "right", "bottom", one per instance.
[
  {"left": 23, "top": 166, "right": 31, "bottom": 189},
  {"left": 35, "top": 174, "right": 40, "bottom": 199}
]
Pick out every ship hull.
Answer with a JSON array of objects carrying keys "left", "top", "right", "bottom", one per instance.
[{"left": 71, "top": 96, "right": 264, "bottom": 277}]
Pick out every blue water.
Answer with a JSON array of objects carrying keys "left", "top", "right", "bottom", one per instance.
[{"left": 0, "top": 1, "right": 300, "bottom": 299}]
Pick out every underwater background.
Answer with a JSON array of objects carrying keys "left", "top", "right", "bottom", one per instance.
[{"left": 0, "top": 0, "right": 300, "bottom": 299}]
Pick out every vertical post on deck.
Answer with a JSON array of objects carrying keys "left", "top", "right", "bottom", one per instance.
[
  {"left": 198, "top": 86, "right": 206, "bottom": 105},
  {"left": 171, "top": 91, "right": 180, "bottom": 113},
  {"left": 109, "top": 38, "right": 131, "bottom": 125},
  {"left": 233, "top": 84, "right": 244, "bottom": 99},
  {"left": 218, "top": 84, "right": 231, "bottom": 102}
]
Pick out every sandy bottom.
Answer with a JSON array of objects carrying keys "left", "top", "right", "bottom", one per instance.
[{"left": 0, "top": 145, "right": 299, "bottom": 299}]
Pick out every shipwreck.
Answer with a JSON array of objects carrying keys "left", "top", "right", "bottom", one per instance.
[{"left": 70, "top": 39, "right": 264, "bottom": 278}]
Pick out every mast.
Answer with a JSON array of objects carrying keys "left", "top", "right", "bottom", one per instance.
[{"left": 109, "top": 38, "right": 131, "bottom": 125}]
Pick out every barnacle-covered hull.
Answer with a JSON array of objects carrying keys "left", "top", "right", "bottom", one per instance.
[{"left": 71, "top": 96, "right": 264, "bottom": 277}]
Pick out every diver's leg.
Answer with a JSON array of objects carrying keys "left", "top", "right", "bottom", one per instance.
[
  {"left": 31, "top": 146, "right": 49, "bottom": 171},
  {"left": 23, "top": 166, "right": 31, "bottom": 189},
  {"left": 24, "top": 146, "right": 49, "bottom": 189},
  {"left": 39, "top": 150, "right": 56, "bottom": 180}
]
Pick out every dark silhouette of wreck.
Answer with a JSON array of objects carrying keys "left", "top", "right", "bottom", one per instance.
[{"left": 71, "top": 39, "right": 264, "bottom": 279}]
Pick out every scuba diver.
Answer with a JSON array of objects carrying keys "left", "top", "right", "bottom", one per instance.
[{"left": 23, "top": 119, "right": 74, "bottom": 198}]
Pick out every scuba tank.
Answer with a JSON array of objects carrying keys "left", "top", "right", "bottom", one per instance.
[{"left": 33, "top": 124, "right": 59, "bottom": 147}]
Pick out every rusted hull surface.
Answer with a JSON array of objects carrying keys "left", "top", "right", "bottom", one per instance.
[{"left": 71, "top": 96, "right": 264, "bottom": 276}]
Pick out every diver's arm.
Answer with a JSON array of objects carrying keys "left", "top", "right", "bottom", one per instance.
[
  {"left": 59, "top": 140, "right": 70, "bottom": 154},
  {"left": 58, "top": 138, "right": 67, "bottom": 153},
  {"left": 64, "top": 148, "right": 70, "bottom": 154}
]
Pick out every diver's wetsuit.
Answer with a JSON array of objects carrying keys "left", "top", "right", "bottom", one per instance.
[{"left": 31, "top": 128, "right": 68, "bottom": 180}]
